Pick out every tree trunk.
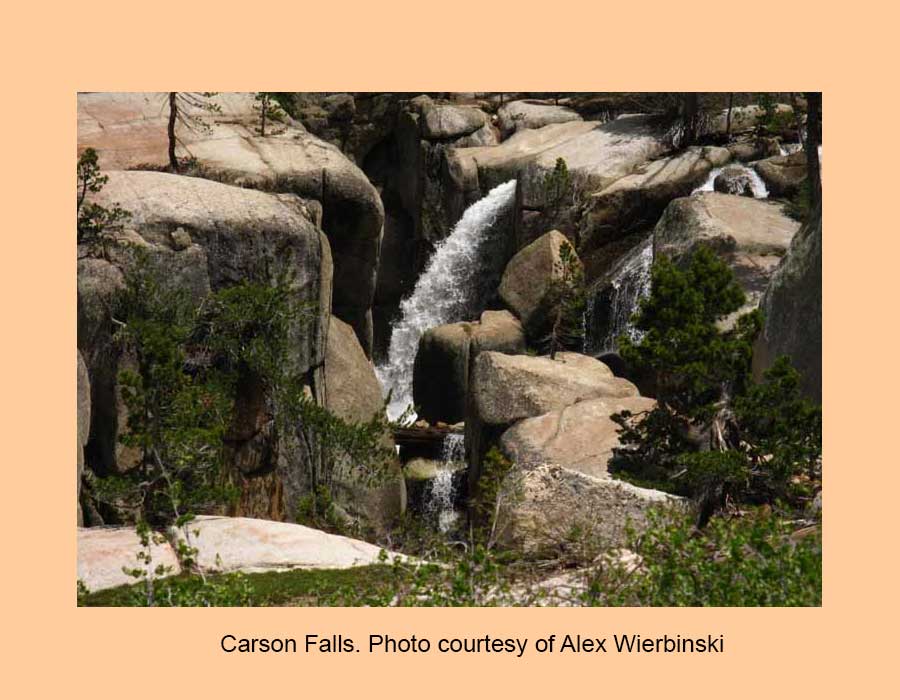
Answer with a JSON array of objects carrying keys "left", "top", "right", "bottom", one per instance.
[
  {"left": 167, "top": 92, "right": 179, "bottom": 173},
  {"left": 804, "top": 92, "right": 822, "bottom": 209},
  {"left": 681, "top": 93, "right": 699, "bottom": 147},
  {"left": 725, "top": 93, "right": 734, "bottom": 139},
  {"left": 260, "top": 94, "right": 268, "bottom": 137}
]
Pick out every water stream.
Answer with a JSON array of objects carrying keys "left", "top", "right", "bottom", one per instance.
[
  {"left": 585, "top": 236, "right": 653, "bottom": 356},
  {"left": 427, "top": 433, "right": 465, "bottom": 533},
  {"left": 376, "top": 180, "right": 517, "bottom": 420},
  {"left": 693, "top": 164, "right": 769, "bottom": 198}
]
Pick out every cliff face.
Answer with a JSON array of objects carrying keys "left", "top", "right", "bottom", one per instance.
[
  {"left": 78, "top": 92, "right": 383, "bottom": 356},
  {"left": 754, "top": 201, "right": 822, "bottom": 402},
  {"left": 78, "top": 171, "right": 331, "bottom": 521}
]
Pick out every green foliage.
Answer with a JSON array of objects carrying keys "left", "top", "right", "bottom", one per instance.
[
  {"left": 758, "top": 93, "right": 795, "bottom": 134},
  {"left": 81, "top": 507, "right": 820, "bottom": 607},
  {"left": 295, "top": 485, "right": 348, "bottom": 535},
  {"left": 106, "top": 251, "right": 234, "bottom": 525},
  {"left": 94, "top": 251, "right": 394, "bottom": 538},
  {"left": 77, "top": 148, "right": 130, "bottom": 246},
  {"left": 733, "top": 356, "right": 822, "bottom": 498},
  {"left": 471, "top": 447, "right": 513, "bottom": 540},
  {"left": 542, "top": 157, "right": 570, "bottom": 216},
  {"left": 253, "top": 92, "right": 287, "bottom": 136},
  {"left": 619, "top": 246, "right": 757, "bottom": 419},
  {"left": 612, "top": 246, "right": 820, "bottom": 516},
  {"left": 541, "top": 240, "right": 586, "bottom": 358},
  {"left": 589, "top": 508, "right": 821, "bottom": 606}
]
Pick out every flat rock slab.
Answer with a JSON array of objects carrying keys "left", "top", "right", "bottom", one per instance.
[
  {"left": 78, "top": 517, "right": 407, "bottom": 592},
  {"left": 77, "top": 527, "right": 182, "bottom": 593},
  {"left": 171, "top": 516, "right": 402, "bottom": 574}
]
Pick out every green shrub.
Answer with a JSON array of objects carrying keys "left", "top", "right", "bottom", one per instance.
[
  {"left": 588, "top": 508, "right": 821, "bottom": 607},
  {"left": 612, "top": 246, "right": 820, "bottom": 518},
  {"left": 77, "top": 148, "right": 130, "bottom": 246}
]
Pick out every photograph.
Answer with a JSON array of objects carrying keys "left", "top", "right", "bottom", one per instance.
[{"left": 75, "top": 91, "right": 822, "bottom": 607}]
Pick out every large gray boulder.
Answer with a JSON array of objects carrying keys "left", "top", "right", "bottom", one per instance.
[
  {"left": 499, "top": 230, "right": 581, "bottom": 341},
  {"left": 653, "top": 192, "right": 800, "bottom": 319},
  {"left": 79, "top": 171, "right": 332, "bottom": 523},
  {"left": 714, "top": 165, "right": 756, "bottom": 197},
  {"left": 449, "top": 115, "right": 668, "bottom": 197},
  {"left": 420, "top": 102, "right": 491, "bottom": 141},
  {"left": 325, "top": 316, "right": 405, "bottom": 529},
  {"left": 497, "top": 100, "right": 582, "bottom": 139},
  {"left": 466, "top": 351, "right": 639, "bottom": 491},
  {"left": 500, "top": 395, "right": 655, "bottom": 478},
  {"left": 413, "top": 310, "right": 526, "bottom": 424},
  {"left": 470, "top": 352, "right": 638, "bottom": 428},
  {"left": 493, "top": 463, "right": 680, "bottom": 557},
  {"left": 580, "top": 146, "right": 731, "bottom": 267},
  {"left": 77, "top": 350, "right": 91, "bottom": 526},
  {"left": 754, "top": 150, "right": 807, "bottom": 197},
  {"left": 753, "top": 203, "right": 822, "bottom": 402},
  {"left": 78, "top": 92, "right": 382, "bottom": 355}
]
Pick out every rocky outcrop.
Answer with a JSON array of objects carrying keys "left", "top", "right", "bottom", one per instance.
[
  {"left": 493, "top": 463, "right": 679, "bottom": 557},
  {"left": 324, "top": 316, "right": 405, "bottom": 528},
  {"left": 77, "top": 92, "right": 382, "bottom": 354},
  {"left": 78, "top": 516, "right": 408, "bottom": 593},
  {"left": 466, "top": 351, "right": 640, "bottom": 491},
  {"left": 497, "top": 100, "right": 582, "bottom": 138},
  {"left": 499, "top": 395, "right": 656, "bottom": 478},
  {"left": 727, "top": 136, "right": 782, "bottom": 162},
  {"left": 753, "top": 203, "right": 822, "bottom": 402},
  {"left": 77, "top": 351, "right": 91, "bottom": 526},
  {"left": 170, "top": 516, "right": 407, "bottom": 574},
  {"left": 446, "top": 115, "right": 668, "bottom": 250},
  {"left": 365, "top": 96, "right": 499, "bottom": 354},
  {"left": 451, "top": 115, "right": 666, "bottom": 195},
  {"left": 413, "top": 310, "right": 525, "bottom": 424},
  {"left": 498, "top": 230, "right": 581, "bottom": 341},
  {"left": 579, "top": 146, "right": 730, "bottom": 274},
  {"left": 653, "top": 192, "right": 800, "bottom": 319},
  {"left": 79, "top": 170, "right": 331, "bottom": 522},
  {"left": 714, "top": 165, "right": 756, "bottom": 197},
  {"left": 708, "top": 103, "right": 794, "bottom": 136},
  {"left": 754, "top": 150, "right": 807, "bottom": 197}
]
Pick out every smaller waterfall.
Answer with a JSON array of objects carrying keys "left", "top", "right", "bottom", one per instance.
[
  {"left": 693, "top": 164, "right": 769, "bottom": 198},
  {"left": 585, "top": 237, "right": 653, "bottom": 356},
  {"left": 376, "top": 180, "right": 517, "bottom": 420},
  {"left": 428, "top": 433, "right": 465, "bottom": 533}
]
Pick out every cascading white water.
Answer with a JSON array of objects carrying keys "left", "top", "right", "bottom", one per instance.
[
  {"left": 693, "top": 164, "right": 769, "bottom": 198},
  {"left": 428, "top": 433, "right": 465, "bottom": 533},
  {"left": 586, "top": 237, "right": 653, "bottom": 355},
  {"left": 376, "top": 180, "right": 517, "bottom": 420}
]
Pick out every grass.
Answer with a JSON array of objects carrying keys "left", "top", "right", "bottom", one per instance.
[{"left": 80, "top": 564, "right": 400, "bottom": 607}]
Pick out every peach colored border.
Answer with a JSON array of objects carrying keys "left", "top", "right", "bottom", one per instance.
[{"left": 1, "top": 2, "right": 896, "bottom": 696}]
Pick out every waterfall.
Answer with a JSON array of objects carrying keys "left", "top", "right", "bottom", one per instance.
[
  {"left": 585, "top": 236, "right": 653, "bottom": 356},
  {"left": 428, "top": 433, "right": 465, "bottom": 533},
  {"left": 376, "top": 180, "right": 517, "bottom": 420},
  {"left": 693, "top": 164, "right": 769, "bottom": 198}
]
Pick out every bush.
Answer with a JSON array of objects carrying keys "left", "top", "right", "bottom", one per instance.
[
  {"left": 589, "top": 507, "right": 821, "bottom": 607},
  {"left": 611, "top": 246, "right": 820, "bottom": 519},
  {"left": 77, "top": 148, "right": 130, "bottom": 246}
]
